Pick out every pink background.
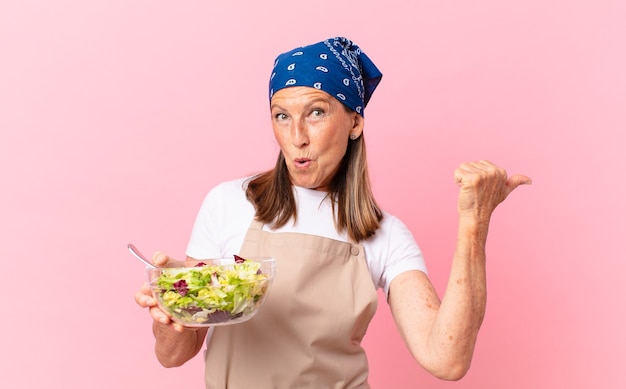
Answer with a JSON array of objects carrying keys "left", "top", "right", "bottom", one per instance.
[{"left": 1, "top": 1, "right": 624, "bottom": 388}]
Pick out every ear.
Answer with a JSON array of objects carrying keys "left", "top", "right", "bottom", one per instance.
[{"left": 350, "top": 113, "right": 364, "bottom": 139}]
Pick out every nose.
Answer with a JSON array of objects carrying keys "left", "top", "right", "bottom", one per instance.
[{"left": 291, "top": 119, "right": 309, "bottom": 148}]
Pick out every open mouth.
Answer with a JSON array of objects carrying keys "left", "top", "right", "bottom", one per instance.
[{"left": 294, "top": 158, "right": 311, "bottom": 168}]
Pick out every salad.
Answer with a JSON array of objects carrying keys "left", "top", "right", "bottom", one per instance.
[{"left": 152, "top": 255, "right": 272, "bottom": 325}]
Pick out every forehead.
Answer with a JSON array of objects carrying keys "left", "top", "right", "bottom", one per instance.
[{"left": 270, "top": 86, "right": 337, "bottom": 107}]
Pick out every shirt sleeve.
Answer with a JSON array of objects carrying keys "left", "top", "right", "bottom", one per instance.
[
  {"left": 378, "top": 215, "right": 428, "bottom": 297},
  {"left": 186, "top": 178, "right": 255, "bottom": 259},
  {"left": 186, "top": 187, "right": 224, "bottom": 259}
]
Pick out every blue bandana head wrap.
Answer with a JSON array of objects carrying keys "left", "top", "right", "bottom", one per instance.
[{"left": 269, "top": 37, "right": 382, "bottom": 116}]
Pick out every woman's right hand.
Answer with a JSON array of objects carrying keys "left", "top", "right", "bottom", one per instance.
[
  {"left": 134, "top": 252, "right": 186, "bottom": 333},
  {"left": 134, "top": 252, "right": 209, "bottom": 366}
]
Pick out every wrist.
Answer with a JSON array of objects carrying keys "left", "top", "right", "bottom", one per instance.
[
  {"left": 457, "top": 215, "right": 490, "bottom": 252},
  {"left": 458, "top": 213, "right": 490, "bottom": 232}
]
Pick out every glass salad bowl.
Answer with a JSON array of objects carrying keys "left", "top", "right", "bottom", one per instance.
[{"left": 146, "top": 256, "right": 276, "bottom": 327}]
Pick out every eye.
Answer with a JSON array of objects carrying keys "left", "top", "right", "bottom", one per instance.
[
  {"left": 310, "top": 109, "right": 324, "bottom": 118},
  {"left": 274, "top": 112, "right": 288, "bottom": 121}
]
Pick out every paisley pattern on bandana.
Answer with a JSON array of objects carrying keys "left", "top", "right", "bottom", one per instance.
[{"left": 269, "top": 37, "right": 382, "bottom": 116}]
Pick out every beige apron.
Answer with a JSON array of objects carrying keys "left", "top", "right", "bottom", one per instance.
[{"left": 204, "top": 220, "right": 378, "bottom": 388}]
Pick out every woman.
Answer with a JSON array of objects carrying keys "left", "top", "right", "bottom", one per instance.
[{"left": 135, "top": 37, "right": 531, "bottom": 388}]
